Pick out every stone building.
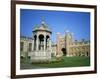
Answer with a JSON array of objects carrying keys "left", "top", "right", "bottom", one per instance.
[
  {"left": 20, "top": 19, "right": 90, "bottom": 61},
  {"left": 56, "top": 31, "right": 90, "bottom": 57},
  {"left": 20, "top": 36, "right": 33, "bottom": 58}
]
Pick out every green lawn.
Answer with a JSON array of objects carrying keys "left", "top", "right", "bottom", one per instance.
[{"left": 20, "top": 56, "right": 90, "bottom": 69}]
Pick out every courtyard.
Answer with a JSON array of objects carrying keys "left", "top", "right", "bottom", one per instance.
[{"left": 20, "top": 56, "right": 90, "bottom": 69}]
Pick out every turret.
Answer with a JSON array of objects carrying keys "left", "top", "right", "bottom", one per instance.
[{"left": 65, "top": 30, "right": 73, "bottom": 56}]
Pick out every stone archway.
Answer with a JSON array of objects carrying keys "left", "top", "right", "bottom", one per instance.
[
  {"left": 61, "top": 48, "right": 66, "bottom": 56},
  {"left": 39, "top": 34, "right": 44, "bottom": 50},
  {"left": 46, "top": 35, "right": 50, "bottom": 50},
  {"left": 34, "top": 35, "right": 37, "bottom": 51}
]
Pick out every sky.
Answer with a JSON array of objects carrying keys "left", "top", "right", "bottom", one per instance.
[{"left": 20, "top": 9, "right": 90, "bottom": 42}]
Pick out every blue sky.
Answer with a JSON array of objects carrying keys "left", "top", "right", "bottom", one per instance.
[{"left": 20, "top": 9, "right": 90, "bottom": 42}]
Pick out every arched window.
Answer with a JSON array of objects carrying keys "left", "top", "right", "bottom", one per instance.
[
  {"left": 29, "top": 43, "right": 32, "bottom": 51},
  {"left": 20, "top": 42, "right": 24, "bottom": 51}
]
